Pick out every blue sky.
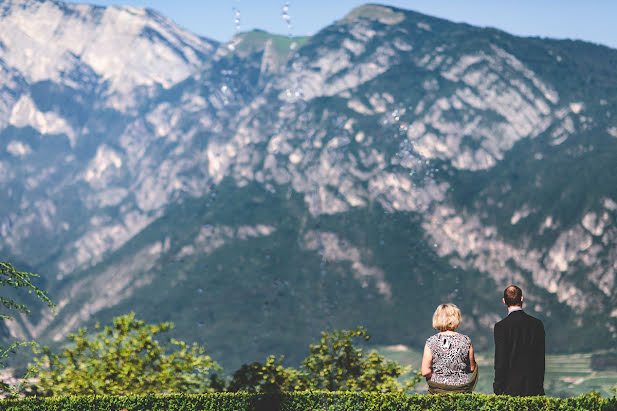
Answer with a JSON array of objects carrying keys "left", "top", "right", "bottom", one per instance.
[{"left": 65, "top": 0, "right": 617, "bottom": 49}]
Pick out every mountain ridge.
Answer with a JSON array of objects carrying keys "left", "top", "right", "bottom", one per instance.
[{"left": 0, "top": 1, "right": 616, "bottom": 370}]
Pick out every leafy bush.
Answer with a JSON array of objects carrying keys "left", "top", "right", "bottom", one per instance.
[
  {"left": 299, "top": 327, "right": 415, "bottom": 392},
  {"left": 0, "top": 392, "right": 614, "bottom": 411},
  {"left": 31, "top": 313, "right": 222, "bottom": 395},
  {"left": 227, "top": 327, "right": 420, "bottom": 393},
  {"left": 228, "top": 355, "right": 304, "bottom": 393}
]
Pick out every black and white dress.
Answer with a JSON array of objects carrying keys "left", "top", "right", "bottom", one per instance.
[{"left": 426, "top": 332, "right": 472, "bottom": 385}]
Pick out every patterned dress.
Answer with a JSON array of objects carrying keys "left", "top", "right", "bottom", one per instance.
[{"left": 426, "top": 332, "right": 472, "bottom": 385}]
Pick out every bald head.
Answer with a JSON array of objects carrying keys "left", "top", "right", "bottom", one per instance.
[{"left": 503, "top": 285, "right": 523, "bottom": 307}]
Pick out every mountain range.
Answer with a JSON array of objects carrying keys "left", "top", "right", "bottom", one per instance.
[{"left": 1, "top": 0, "right": 617, "bottom": 370}]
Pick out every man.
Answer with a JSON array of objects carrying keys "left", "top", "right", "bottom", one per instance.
[{"left": 493, "top": 285, "right": 545, "bottom": 396}]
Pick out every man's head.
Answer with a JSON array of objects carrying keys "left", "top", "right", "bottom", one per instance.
[{"left": 503, "top": 285, "right": 523, "bottom": 307}]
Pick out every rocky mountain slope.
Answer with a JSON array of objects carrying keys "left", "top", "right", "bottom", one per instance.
[{"left": 1, "top": 0, "right": 617, "bottom": 368}]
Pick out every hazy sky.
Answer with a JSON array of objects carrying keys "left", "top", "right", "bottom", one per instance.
[{"left": 65, "top": 0, "right": 617, "bottom": 49}]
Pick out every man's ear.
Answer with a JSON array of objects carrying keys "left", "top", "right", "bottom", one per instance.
[
  {"left": 502, "top": 297, "right": 506, "bottom": 306},
  {"left": 521, "top": 296, "right": 524, "bottom": 305}
]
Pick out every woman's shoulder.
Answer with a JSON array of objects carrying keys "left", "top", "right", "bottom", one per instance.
[
  {"left": 426, "top": 331, "right": 472, "bottom": 342},
  {"left": 425, "top": 333, "right": 441, "bottom": 344},
  {"left": 456, "top": 333, "right": 472, "bottom": 344}
]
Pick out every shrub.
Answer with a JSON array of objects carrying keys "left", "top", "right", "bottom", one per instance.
[
  {"left": 0, "top": 392, "right": 613, "bottom": 411},
  {"left": 31, "top": 313, "right": 221, "bottom": 396}
]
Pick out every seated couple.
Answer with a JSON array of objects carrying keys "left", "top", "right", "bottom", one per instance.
[{"left": 421, "top": 285, "right": 545, "bottom": 396}]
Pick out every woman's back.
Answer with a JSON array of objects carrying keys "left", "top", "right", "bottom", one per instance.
[{"left": 426, "top": 332, "right": 471, "bottom": 385}]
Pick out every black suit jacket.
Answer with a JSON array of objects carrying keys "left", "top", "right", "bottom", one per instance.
[{"left": 493, "top": 310, "right": 545, "bottom": 396}]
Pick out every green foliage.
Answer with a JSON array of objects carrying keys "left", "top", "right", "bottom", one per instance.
[
  {"left": 0, "top": 262, "right": 53, "bottom": 322},
  {"left": 300, "top": 327, "right": 411, "bottom": 392},
  {"left": 32, "top": 313, "right": 221, "bottom": 396},
  {"left": 37, "top": 318, "right": 415, "bottom": 395},
  {"left": 0, "top": 392, "right": 613, "bottom": 411},
  {"left": 228, "top": 327, "right": 419, "bottom": 393},
  {"left": 0, "top": 262, "right": 53, "bottom": 394},
  {"left": 228, "top": 355, "right": 304, "bottom": 393}
]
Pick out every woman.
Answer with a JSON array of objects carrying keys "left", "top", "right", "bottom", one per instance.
[{"left": 421, "top": 303, "right": 478, "bottom": 393}]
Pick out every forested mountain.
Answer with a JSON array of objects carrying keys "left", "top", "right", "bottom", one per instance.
[{"left": 1, "top": 0, "right": 617, "bottom": 368}]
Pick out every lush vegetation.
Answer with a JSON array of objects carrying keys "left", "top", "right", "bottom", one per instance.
[
  {"left": 28, "top": 316, "right": 417, "bottom": 396},
  {"left": 1, "top": 264, "right": 616, "bottom": 406},
  {"left": 227, "top": 328, "right": 420, "bottom": 393},
  {"left": 32, "top": 313, "right": 222, "bottom": 396},
  {"left": 0, "top": 392, "right": 615, "bottom": 411}
]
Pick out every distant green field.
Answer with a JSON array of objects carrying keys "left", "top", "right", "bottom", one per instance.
[{"left": 377, "top": 346, "right": 617, "bottom": 398}]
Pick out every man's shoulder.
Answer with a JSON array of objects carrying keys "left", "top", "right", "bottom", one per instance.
[
  {"left": 522, "top": 311, "right": 544, "bottom": 325},
  {"left": 495, "top": 310, "right": 530, "bottom": 328},
  {"left": 494, "top": 315, "right": 508, "bottom": 330}
]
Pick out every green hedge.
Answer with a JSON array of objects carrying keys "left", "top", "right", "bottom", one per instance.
[{"left": 0, "top": 392, "right": 615, "bottom": 411}]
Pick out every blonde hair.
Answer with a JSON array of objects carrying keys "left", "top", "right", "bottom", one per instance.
[{"left": 432, "top": 303, "right": 461, "bottom": 331}]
